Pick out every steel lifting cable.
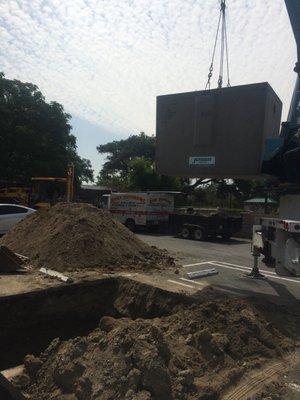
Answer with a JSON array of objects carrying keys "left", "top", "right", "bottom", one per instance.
[
  {"left": 205, "top": 0, "right": 231, "bottom": 90},
  {"left": 218, "top": 1, "right": 226, "bottom": 88},
  {"left": 205, "top": 9, "right": 222, "bottom": 90},
  {"left": 224, "top": 7, "right": 231, "bottom": 87}
]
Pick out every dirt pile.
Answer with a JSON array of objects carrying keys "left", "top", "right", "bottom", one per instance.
[
  {"left": 0, "top": 203, "right": 173, "bottom": 272},
  {"left": 14, "top": 296, "right": 295, "bottom": 400}
]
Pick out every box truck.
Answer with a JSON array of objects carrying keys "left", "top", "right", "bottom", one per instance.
[{"left": 105, "top": 192, "right": 175, "bottom": 231}]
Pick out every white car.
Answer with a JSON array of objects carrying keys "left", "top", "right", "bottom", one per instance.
[{"left": 0, "top": 204, "right": 36, "bottom": 235}]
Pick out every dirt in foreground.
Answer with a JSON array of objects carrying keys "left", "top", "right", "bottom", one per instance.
[
  {"left": 0, "top": 203, "right": 173, "bottom": 272},
  {"left": 14, "top": 293, "right": 297, "bottom": 400}
]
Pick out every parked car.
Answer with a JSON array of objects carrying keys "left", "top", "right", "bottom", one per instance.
[{"left": 0, "top": 204, "right": 36, "bottom": 235}]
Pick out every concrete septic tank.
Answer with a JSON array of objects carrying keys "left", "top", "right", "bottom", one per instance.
[{"left": 156, "top": 82, "right": 282, "bottom": 179}]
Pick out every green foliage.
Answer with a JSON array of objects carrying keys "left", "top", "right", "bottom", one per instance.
[
  {"left": 186, "top": 179, "right": 259, "bottom": 209},
  {"left": 97, "top": 132, "right": 155, "bottom": 178},
  {"left": 96, "top": 132, "right": 261, "bottom": 208},
  {"left": 97, "top": 176, "right": 130, "bottom": 192},
  {"left": 0, "top": 72, "right": 93, "bottom": 185},
  {"left": 128, "top": 157, "right": 159, "bottom": 190},
  {"left": 128, "top": 157, "right": 182, "bottom": 191},
  {"left": 233, "top": 180, "right": 258, "bottom": 200},
  {"left": 97, "top": 133, "right": 181, "bottom": 191}
]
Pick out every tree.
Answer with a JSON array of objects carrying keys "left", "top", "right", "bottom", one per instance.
[
  {"left": 96, "top": 132, "right": 258, "bottom": 205},
  {"left": 128, "top": 157, "right": 159, "bottom": 190},
  {"left": 97, "top": 133, "right": 182, "bottom": 191},
  {"left": 97, "top": 132, "right": 155, "bottom": 179},
  {"left": 0, "top": 72, "right": 93, "bottom": 185},
  {"left": 128, "top": 157, "right": 182, "bottom": 191}
]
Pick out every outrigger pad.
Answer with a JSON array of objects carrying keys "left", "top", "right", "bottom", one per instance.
[{"left": 187, "top": 268, "right": 219, "bottom": 279}]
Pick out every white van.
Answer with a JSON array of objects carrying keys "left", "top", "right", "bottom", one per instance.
[{"left": 105, "top": 192, "right": 175, "bottom": 231}]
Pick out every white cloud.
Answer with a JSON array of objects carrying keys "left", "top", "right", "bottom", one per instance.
[{"left": 0, "top": 0, "right": 297, "bottom": 138}]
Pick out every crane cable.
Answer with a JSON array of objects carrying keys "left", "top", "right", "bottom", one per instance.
[{"left": 205, "top": 0, "right": 231, "bottom": 90}]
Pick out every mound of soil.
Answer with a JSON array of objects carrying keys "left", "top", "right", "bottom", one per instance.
[
  {"left": 14, "top": 296, "right": 295, "bottom": 400},
  {"left": 0, "top": 203, "right": 173, "bottom": 272}
]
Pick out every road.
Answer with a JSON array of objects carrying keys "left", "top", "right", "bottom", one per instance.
[{"left": 138, "top": 233, "right": 300, "bottom": 303}]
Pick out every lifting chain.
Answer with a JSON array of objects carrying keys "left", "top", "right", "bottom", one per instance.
[{"left": 205, "top": 0, "right": 231, "bottom": 90}]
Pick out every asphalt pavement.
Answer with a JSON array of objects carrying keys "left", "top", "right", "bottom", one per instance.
[{"left": 138, "top": 233, "right": 300, "bottom": 303}]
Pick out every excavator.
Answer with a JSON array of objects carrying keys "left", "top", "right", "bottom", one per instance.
[
  {"left": 0, "top": 185, "right": 31, "bottom": 206},
  {"left": 0, "top": 164, "right": 75, "bottom": 209},
  {"left": 31, "top": 163, "right": 75, "bottom": 208}
]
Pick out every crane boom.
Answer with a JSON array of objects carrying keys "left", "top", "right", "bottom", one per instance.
[
  {"left": 251, "top": 0, "right": 300, "bottom": 279},
  {"left": 284, "top": 0, "right": 300, "bottom": 126},
  {"left": 284, "top": 0, "right": 300, "bottom": 61},
  {"left": 262, "top": 0, "right": 300, "bottom": 180}
]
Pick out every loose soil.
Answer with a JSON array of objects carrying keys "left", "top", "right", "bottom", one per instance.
[
  {"left": 13, "top": 292, "right": 297, "bottom": 400},
  {"left": 0, "top": 203, "right": 173, "bottom": 272},
  {"left": 254, "top": 349, "right": 300, "bottom": 400}
]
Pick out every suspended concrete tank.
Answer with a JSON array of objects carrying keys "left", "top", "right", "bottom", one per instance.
[{"left": 156, "top": 82, "right": 282, "bottom": 179}]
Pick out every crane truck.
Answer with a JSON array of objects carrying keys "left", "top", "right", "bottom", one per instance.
[
  {"left": 251, "top": 0, "right": 300, "bottom": 277},
  {"left": 156, "top": 0, "right": 300, "bottom": 278}
]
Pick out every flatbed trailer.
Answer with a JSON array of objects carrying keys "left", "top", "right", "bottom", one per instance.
[{"left": 169, "top": 212, "right": 242, "bottom": 241}]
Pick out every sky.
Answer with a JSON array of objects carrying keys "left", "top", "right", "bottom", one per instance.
[{"left": 0, "top": 0, "right": 297, "bottom": 178}]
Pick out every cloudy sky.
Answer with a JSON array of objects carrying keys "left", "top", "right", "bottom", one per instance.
[{"left": 0, "top": 0, "right": 297, "bottom": 176}]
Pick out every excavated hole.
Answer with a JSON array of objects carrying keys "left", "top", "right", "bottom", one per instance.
[
  {"left": 0, "top": 277, "right": 191, "bottom": 371},
  {"left": 1, "top": 277, "right": 298, "bottom": 400}
]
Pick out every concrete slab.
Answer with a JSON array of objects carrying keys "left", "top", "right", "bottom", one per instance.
[{"left": 138, "top": 233, "right": 300, "bottom": 303}]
